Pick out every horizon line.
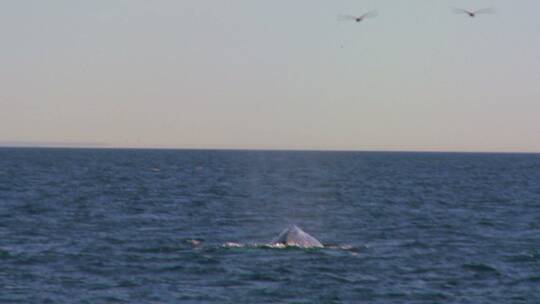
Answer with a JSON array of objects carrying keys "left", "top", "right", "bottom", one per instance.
[{"left": 0, "top": 144, "right": 538, "bottom": 155}]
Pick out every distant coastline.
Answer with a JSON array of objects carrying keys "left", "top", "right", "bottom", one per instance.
[{"left": 0, "top": 141, "right": 110, "bottom": 149}]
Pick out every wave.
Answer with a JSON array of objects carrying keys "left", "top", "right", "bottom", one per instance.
[{"left": 462, "top": 262, "right": 500, "bottom": 274}]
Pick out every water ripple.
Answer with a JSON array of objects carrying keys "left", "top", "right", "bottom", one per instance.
[{"left": 1, "top": 149, "right": 539, "bottom": 303}]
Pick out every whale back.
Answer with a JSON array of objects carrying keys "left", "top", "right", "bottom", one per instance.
[{"left": 271, "top": 225, "right": 323, "bottom": 248}]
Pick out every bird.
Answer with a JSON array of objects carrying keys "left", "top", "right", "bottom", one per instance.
[
  {"left": 452, "top": 7, "right": 495, "bottom": 18},
  {"left": 338, "top": 11, "right": 378, "bottom": 23}
]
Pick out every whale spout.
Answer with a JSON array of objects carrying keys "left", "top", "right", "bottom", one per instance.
[{"left": 270, "top": 225, "right": 323, "bottom": 248}]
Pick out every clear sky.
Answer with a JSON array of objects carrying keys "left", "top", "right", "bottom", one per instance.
[{"left": 1, "top": 0, "right": 539, "bottom": 152}]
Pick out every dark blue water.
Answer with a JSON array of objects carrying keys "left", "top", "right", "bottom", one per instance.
[{"left": 1, "top": 148, "right": 539, "bottom": 303}]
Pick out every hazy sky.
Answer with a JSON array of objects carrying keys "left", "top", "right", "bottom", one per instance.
[{"left": 1, "top": 0, "right": 539, "bottom": 152}]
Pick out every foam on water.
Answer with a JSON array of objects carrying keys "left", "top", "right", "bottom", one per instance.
[{"left": 221, "top": 241, "right": 361, "bottom": 252}]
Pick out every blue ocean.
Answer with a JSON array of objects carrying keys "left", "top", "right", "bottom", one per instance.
[{"left": 0, "top": 148, "right": 538, "bottom": 303}]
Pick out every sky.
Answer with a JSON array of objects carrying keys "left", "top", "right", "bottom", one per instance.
[{"left": 1, "top": 0, "right": 539, "bottom": 152}]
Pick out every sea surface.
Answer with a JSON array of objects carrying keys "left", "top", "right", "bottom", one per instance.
[{"left": 0, "top": 148, "right": 539, "bottom": 303}]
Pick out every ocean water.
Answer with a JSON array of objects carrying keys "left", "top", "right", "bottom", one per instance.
[{"left": 0, "top": 148, "right": 539, "bottom": 303}]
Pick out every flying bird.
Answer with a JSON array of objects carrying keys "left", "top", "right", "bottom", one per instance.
[
  {"left": 338, "top": 11, "right": 378, "bottom": 23},
  {"left": 452, "top": 7, "right": 495, "bottom": 17}
]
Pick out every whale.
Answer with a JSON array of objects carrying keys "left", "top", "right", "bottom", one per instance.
[{"left": 270, "top": 225, "right": 324, "bottom": 248}]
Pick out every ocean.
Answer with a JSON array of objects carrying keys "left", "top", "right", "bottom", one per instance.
[{"left": 0, "top": 148, "right": 538, "bottom": 303}]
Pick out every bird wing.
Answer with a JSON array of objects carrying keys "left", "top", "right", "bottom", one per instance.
[
  {"left": 451, "top": 7, "right": 473, "bottom": 14},
  {"left": 474, "top": 7, "right": 496, "bottom": 14},
  {"left": 360, "top": 10, "right": 378, "bottom": 19},
  {"left": 337, "top": 14, "right": 359, "bottom": 21}
]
